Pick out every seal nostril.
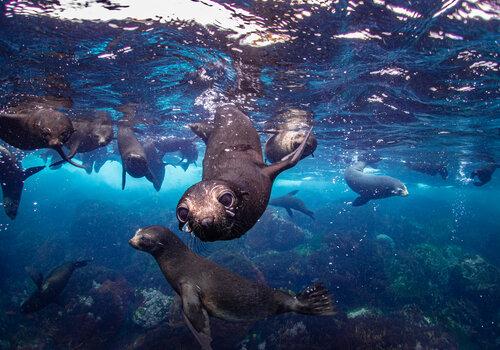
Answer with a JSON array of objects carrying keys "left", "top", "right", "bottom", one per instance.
[{"left": 201, "top": 217, "right": 214, "bottom": 228}]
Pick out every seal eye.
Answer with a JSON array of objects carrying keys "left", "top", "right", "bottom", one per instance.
[
  {"left": 218, "top": 192, "right": 234, "bottom": 208},
  {"left": 177, "top": 207, "right": 189, "bottom": 223}
]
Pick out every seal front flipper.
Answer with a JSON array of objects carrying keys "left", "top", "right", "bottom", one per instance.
[
  {"left": 188, "top": 122, "right": 214, "bottom": 144},
  {"left": 263, "top": 127, "right": 313, "bottom": 180},
  {"left": 22, "top": 166, "right": 45, "bottom": 180},
  {"left": 285, "top": 207, "right": 294, "bottom": 218},
  {"left": 352, "top": 196, "right": 369, "bottom": 206},
  {"left": 287, "top": 190, "right": 299, "bottom": 197},
  {"left": 180, "top": 283, "right": 213, "bottom": 350},
  {"left": 49, "top": 141, "right": 80, "bottom": 168},
  {"left": 53, "top": 146, "right": 86, "bottom": 169}
]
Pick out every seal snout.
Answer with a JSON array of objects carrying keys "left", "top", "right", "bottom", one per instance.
[{"left": 201, "top": 217, "right": 214, "bottom": 228}]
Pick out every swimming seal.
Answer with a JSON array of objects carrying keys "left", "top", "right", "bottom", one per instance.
[
  {"left": 470, "top": 163, "right": 497, "bottom": 186},
  {"left": 49, "top": 111, "right": 113, "bottom": 168},
  {"left": 176, "top": 104, "right": 313, "bottom": 241},
  {"left": 155, "top": 136, "right": 198, "bottom": 171},
  {"left": 0, "top": 96, "right": 84, "bottom": 168},
  {"left": 129, "top": 226, "right": 335, "bottom": 350},
  {"left": 405, "top": 161, "right": 448, "bottom": 179},
  {"left": 21, "top": 260, "right": 89, "bottom": 313},
  {"left": 264, "top": 109, "right": 317, "bottom": 163},
  {"left": 0, "top": 145, "right": 45, "bottom": 219},
  {"left": 117, "top": 104, "right": 160, "bottom": 190},
  {"left": 344, "top": 161, "right": 409, "bottom": 206},
  {"left": 269, "top": 190, "right": 314, "bottom": 219}
]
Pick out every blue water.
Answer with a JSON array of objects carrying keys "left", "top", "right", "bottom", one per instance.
[{"left": 0, "top": 0, "right": 499, "bottom": 349}]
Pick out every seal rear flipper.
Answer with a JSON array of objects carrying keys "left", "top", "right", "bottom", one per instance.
[
  {"left": 25, "top": 267, "right": 43, "bottom": 289},
  {"left": 22, "top": 166, "right": 45, "bottom": 181},
  {"left": 262, "top": 127, "right": 313, "bottom": 180},
  {"left": 303, "top": 209, "right": 315, "bottom": 220},
  {"left": 0, "top": 183, "right": 20, "bottom": 220},
  {"left": 293, "top": 282, "right": 335, "bottom": 316},
  {"left": 180, "top": 283, "right": 213, "bottom": 350},
  {"left": 285, "top": 207, "right": 294, "bottom": 218},
  {"left": 287, "top": 190, "right": 299, "bottom": 196},
  {"left": 188, "top": 122, "right": 214, "bottom": 144},
  {"left": 352, "top": 196, "right": 369, "bottom": 206}
]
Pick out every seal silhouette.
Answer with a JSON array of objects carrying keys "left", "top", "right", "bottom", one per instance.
[
  {"left": 21, "top": 260, "right": 88, "bottom": 314},
  {"left": 129, "top": 226, "right": 335, "bottom": 350},
  {"left": 405, "top": 161, "right": 448, "bottom": 179},
  {"left": 0, "top": 145, "right": 45, "bottom": 219},
  {"left": 176, "top": 104, "right": 313, "bottom": 241},
  {"left": 0, "top": 96, "right": 84, "bottom": 168},
  {"left": 470, "top": 163, "right": 497, "bottom": 186},
  {"left": 345, "top": 161, "right": 409, "bottom": 206},
  {"left": 269, "top": 190, "right": 315, "bottom": 219}
]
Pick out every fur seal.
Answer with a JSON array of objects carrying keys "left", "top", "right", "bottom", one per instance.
[
  {"left": 0, "top": 145, "right": 45, "bottom": 219},
  {"left": 470, "top": 163, "right": 497, "bottom": 186},
  {"left": 129, "top": 226, "right": 335, "bottom": 350},
  {"left": 345, "top": 161, "right": 409, "bottom": 206},
  {"left": 117, "top": 104, "right": 160, "bottom": 191},
  {"left": 176, "top": 104, "right": 313, "bottom": 241},
  {"left": 405, "top": 161, "right": 448, "bottom": 179},
  {"left": 0, "top": 96, "right": 84, "bottom": 168},
  {"left": 269, "top": 190, "right": 314, "bottom": 219},
  {"left": 49, "top": 111, "right": 113, "bottom": 168},
  {"left": 21, "top": 260, "right": 88, "bottom": 313},
  {"left": 155, "top": 136, "right": 198, "bottom": 171},
  {"left": 264, "top": 109, "right": 317, "bottom": 163}
]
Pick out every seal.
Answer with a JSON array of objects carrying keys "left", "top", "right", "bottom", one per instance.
[
  {"left": 0, "top": 95, "right": 84, "bottom": 168},
  {"left": 129, "top": 226, "right": 335, "bottom": 350},
  {"left": 269, "top": 190, "right": 314, "bottom": 219},
  {"left": 49, "top": 110, "right": 113, "bottom": 168},
  {"left": 405, "top": 161, "right": 448, "bottom": 179},
  {"left": 0, "top": 145, "right": 45, "bottom": 219},
  {"left": 117, "top": 104, "right": 159, "bottom": 190},
  {"left": 21, "top": 260, "right": 89, "bottom": 314},
  {"left": 470, "top": 163, "right": 497, "bottom": 186},
  {"left": 344, "top": 161, "right": 409, "bottom": 206},
  {"left": 155, "top": 136, "right": 198, "bottom": 171},
  {"left": 264, "top": 109, "right": 317, "bottom": 163},
  {"left": 176, "top": 104, "right": 313, "bottom": 241}
]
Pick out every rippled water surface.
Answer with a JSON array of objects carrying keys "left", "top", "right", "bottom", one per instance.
[{"left": 0, "top": 0, "right": 499, "bottom": 349}]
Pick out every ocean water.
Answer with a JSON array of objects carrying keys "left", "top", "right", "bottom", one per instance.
[{"left": 0, "top": 0, "right": 499, "bottom": 349}]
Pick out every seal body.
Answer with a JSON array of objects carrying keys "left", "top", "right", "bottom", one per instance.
[
  {"left": 155, "top": 136, "right": 198, "bottom": 171},
  {"left": 117, "top": 105, "right": 160, "bottom": 190},
  {"left": 129, "top": 226, "right": 335, "bottom": 350},
  {"left": 269, "top": 190, "right": 314, "bottom": 219},
  {"left": 345, "top": 161, "right": 409, "bottom": 206},
  {"left": 0, "top": 96, "right": 84, "bottom": 168},
  {"left": 0, "top": 146, "right": 45, "bottom": 219},
  {"left": 21, "top": 260, "right": 88, "bottom": 313},
  {"left": 176, "top": 104, "right": 312, "bottom": 241},
  {"left": 264, "top": 109, "right": 317, "bottom": 163},
  {"left": 405, "top": 161, "right": 448, "bottom": 179}
]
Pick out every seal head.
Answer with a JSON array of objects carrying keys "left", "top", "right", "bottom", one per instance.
[{"left": 176, "top": 180, "right": 243, "bottom": 241}]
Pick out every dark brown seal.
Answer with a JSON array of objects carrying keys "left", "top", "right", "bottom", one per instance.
[
  {"left": 0, "top": 95, "right": 84, "bottom": 168},
  {"left": 129, "top": 226, "right": 335, "bottom": 350},
  {"left": 269, "top": 190, "right": 314, "bottom": 219},
  {"left": 21, "top": 260, "right": 89, "bottom": 314},
  {"left": 176, "top": 104, "right": 313, "bottom": 241}
]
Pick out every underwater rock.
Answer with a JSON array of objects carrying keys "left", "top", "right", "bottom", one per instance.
[
  {"left": 132, "top": 288, "right": 173, "bottom": 329},
  {"left": 245, "top": 210, "right": 309, "bottom": 251},
  {"left": 449, "top": 254, "right": 500, "bottom": 307},
  {"left": 375, "top": 233, "right": 395, "bottom": 250}
]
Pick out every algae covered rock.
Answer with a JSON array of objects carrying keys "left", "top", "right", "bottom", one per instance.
[{"left": 132, "top": 288, "right": 174, "bottom": 329}]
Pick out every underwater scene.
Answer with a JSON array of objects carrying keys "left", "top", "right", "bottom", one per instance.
[{"left": 0, "top": 0, "right": 499, "bottom": 349}]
